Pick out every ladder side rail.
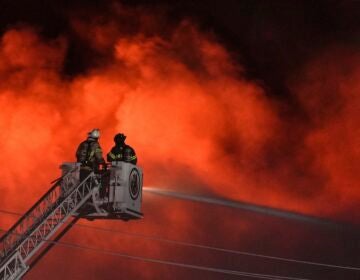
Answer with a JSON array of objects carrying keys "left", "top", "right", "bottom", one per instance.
[
  {"left": 0, "top": 181, "right": 60, "bottom": 252},
  {"left": 0, "top": 167, "right": 78, "bottom": 257},
  {"left": 17, "top": 173, "right": 97, "bottom": 262},
  {"left": 0, "top": 253, "right": 27, "bottom": 280},
  {"left": 0, "top": 173, "right": 97, "bottom": 280},
  {"left": 27, "top": 216, "right": 81, "bottom": 272}
]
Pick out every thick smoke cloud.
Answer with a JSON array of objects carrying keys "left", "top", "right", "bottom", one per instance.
[
  {"left": 289, "top": 47, "right": 360, "bottom": 221},
  {"left": 0, "top": 1, "right": 358, "bottom": 223},
  {"left": 0, "top": 2, "right": 358, "bottom": 279}
]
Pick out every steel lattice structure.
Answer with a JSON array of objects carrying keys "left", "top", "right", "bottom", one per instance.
[{"left": 0, "top": 168, "right": 100, "bottom": 280}]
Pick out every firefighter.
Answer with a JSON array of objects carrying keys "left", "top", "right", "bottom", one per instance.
[
  {"left": 76, "top": 128, "right": 105, "bottom": 180},
  {"left": 107, "top": 133, "right": 137, "bottom": 164}
]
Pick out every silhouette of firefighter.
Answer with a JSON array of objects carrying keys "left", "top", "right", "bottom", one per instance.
[
  {"left": 107, "top": 133, "right": 137, "bottom": 164},
  {"left": 76, "top": 128, "right": 105, "bottom": 181}
]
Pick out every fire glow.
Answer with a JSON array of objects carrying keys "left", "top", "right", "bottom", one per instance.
[
  {"left": 0, "top": 13, "right": 359, "bottom": 224},
  {"left": 0, "top": 4, "right": 359, "bottom": 279}
]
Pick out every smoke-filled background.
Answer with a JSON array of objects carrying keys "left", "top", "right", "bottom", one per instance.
[{"left": 0, "top": 0, "right": 359, "bottom": 279}]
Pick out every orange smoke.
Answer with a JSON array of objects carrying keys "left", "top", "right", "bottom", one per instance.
[
  {"left": 0, "top": 17, "right": 359, "bottom": 223},
  {"left": 290, "top": 47, "right": 360, "bottom": 221},
  {"left": 0, "top": 4, "right": 358, "bottom": 279}
]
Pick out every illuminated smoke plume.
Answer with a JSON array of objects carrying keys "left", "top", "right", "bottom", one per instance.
[
  {"left": 0, "top": 4, "right": 358, "bottom": 224},
  {"left": 0, "top": 3, "right": 358, "bottom": 279},
  {"left": 289, "top": 47, "right": 360, "bottom": 221}
]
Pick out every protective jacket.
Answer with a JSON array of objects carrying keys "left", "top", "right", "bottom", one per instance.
[
  {"left": 107, "top": 144, "right": 137, "bottom": 164},
  {"left": 76, "top": 138, "right": 105, "bottom": 168}
]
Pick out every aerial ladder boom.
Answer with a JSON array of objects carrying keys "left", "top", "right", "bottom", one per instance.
[
  {"left": 0, "top": 166, "right": 100, "bottom": 280},
  {"left": 0, "top": 161, "right": 143, "bottom": 280}
]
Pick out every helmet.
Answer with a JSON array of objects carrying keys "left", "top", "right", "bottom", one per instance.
[
  {"left": 114, "top": 133, "right": 126, "bottom": 144},
  {"left": 88, "top": 128, "right": 100, "bottom": 139}
]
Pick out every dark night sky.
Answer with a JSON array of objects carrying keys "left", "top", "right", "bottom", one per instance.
[{"left": 1, "top": 0, "right": 359, "bottom": 96}]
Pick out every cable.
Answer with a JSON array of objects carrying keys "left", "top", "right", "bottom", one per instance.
[
  {"left": 75, "top": 223, "right": 360, "bottom": 272},
  {"left": 0, "top": 228, "right": 309, "bottom": 280},
  {"left": 0, "top": 227, "right": 308, "bottom": 280},
  {"left": 1, "top": 208, "right": 359, "bottom": 272}
]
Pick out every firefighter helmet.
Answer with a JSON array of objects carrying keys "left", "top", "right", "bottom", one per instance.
[
  {"left": 88, "top": 128, "right": 100, "bottom": 139},
  {"left": 114, "top": 133, "right": 126, "bottom": 144}
]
